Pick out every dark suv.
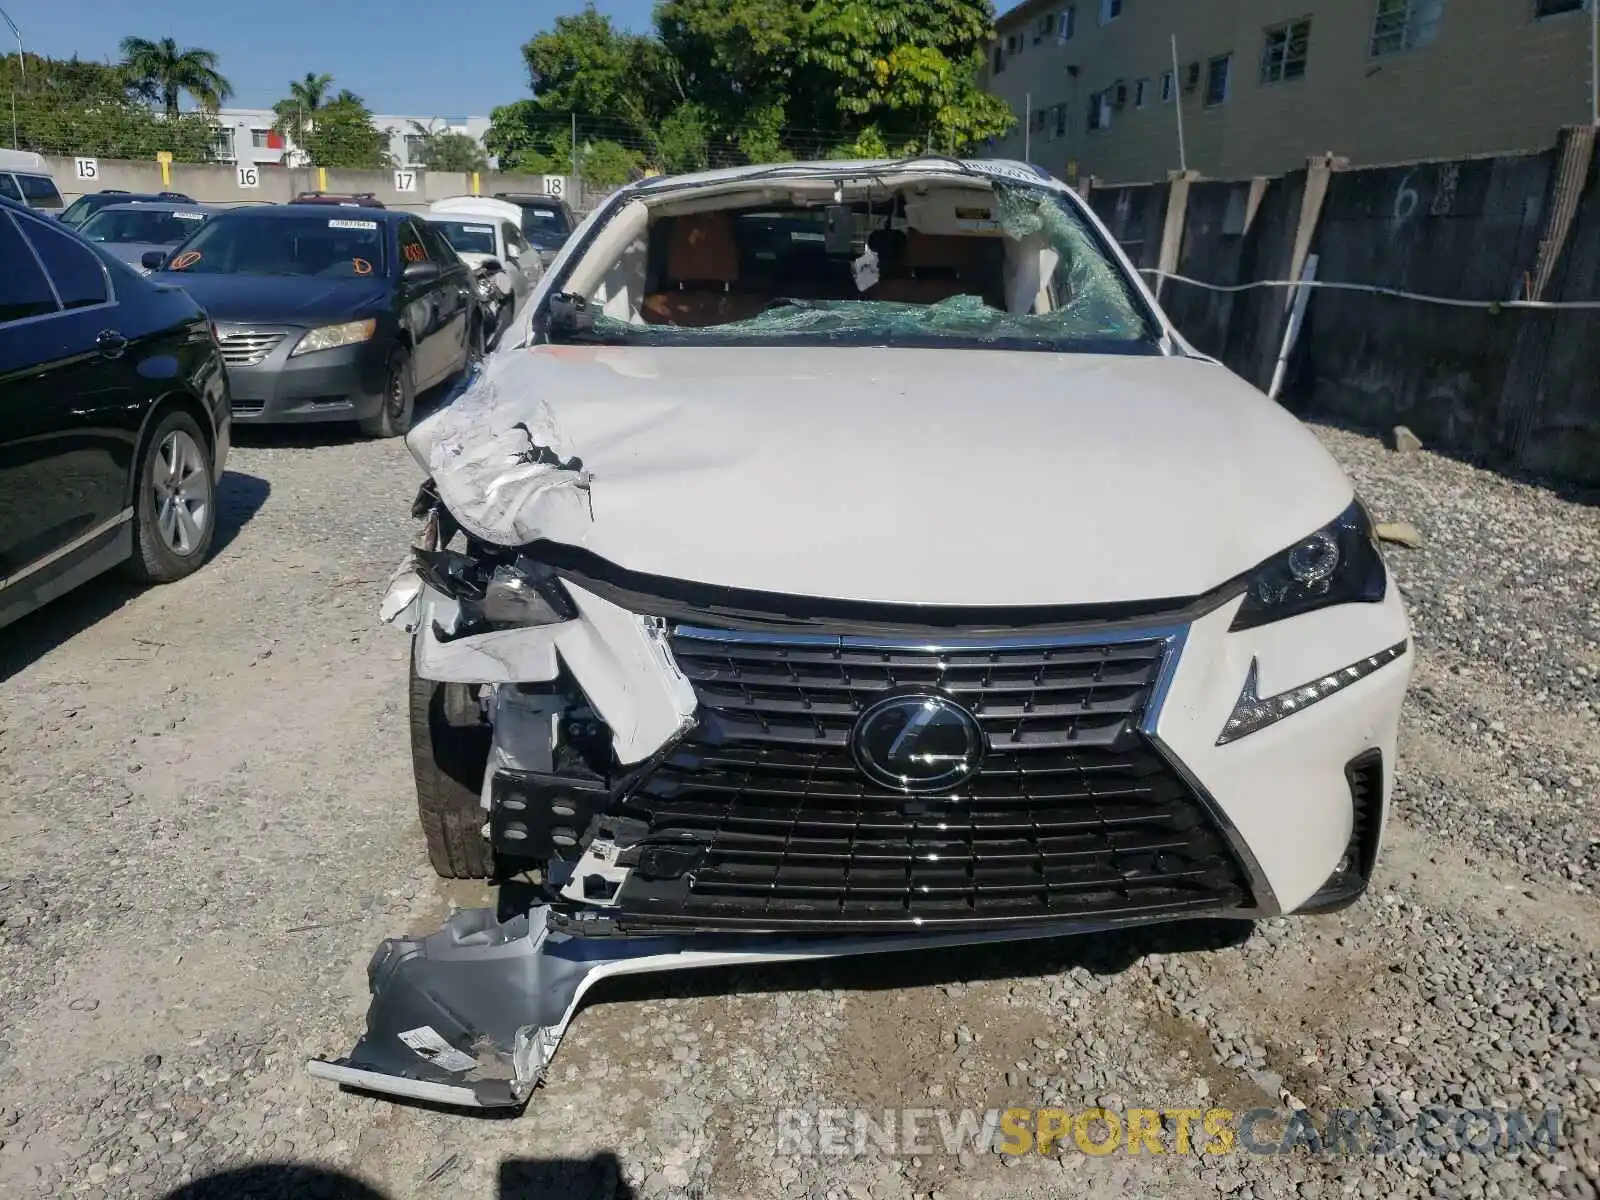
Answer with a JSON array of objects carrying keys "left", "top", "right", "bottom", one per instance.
[
  {"left": 0, "top": 196, "right": 230, "bottom": 629},
  {"left": 493, "top": 192, "right": 577, "bottom": 265},
  {"left": 58, "top": 190, "right": 197, "bottom": 231}
]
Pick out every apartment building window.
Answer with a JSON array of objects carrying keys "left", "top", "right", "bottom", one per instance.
[
  {"left": 1035, "top": 12, "right": 1054, "bottom": 43},
  {"left": 1054, "top": 103, "right": 1068, "bottom": 137},
  {"left": 1135, "top": 78, "right": 1148, "bottom": 106},
  {"left": 250, "top": 128, "right": 272, "bottom": 148},
  {"left": 1007, "top": 33, "right": 1020, "bottom": 53},
  {"left": 1205, "top": 54, "right": 1232, "bottom": 106},
  {"left": 1534, "top": 0, "right": 1585, "bottom": 16},
  {"left": 210, "top": 129, "right": 234, "bottom": 159},
  {"left": 1261, "top": 18, "right": 1311, "bottom": 83},
  {"left": 1370, "top": 0, "right": 1443, "bottom": 56},
  {"left": 993, "top": 45, "right": 1005, "bottom": 74},
  {"left": 1087, "top": 91, "right": 1112, "bottom": 131},
  {"left": 1059, "top": 6, "right": 1076, "bottom": 39},
  {"left": 1098, "top": 0, "right": 1122, "bottom": 25},
  {"left": 1160, "top": 71, "right": 1174, "bottom": 101},
  {"left": 404, "top": 133, "right": 428, "bottom": 162}
]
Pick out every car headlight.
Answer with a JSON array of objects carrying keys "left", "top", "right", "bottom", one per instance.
[
  {"left": 413, "top": 549, "right": 576, "bottom": 641},
  {"left": 289, "top": 318, "right": 377, "bottom": 357},
  {"left": 1229, "top": 499, "right": 1387, "bottom": 631}
]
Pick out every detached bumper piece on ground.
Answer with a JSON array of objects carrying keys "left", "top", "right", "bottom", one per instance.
[{"left": 306, "top": 906, "right": 1181, "bottom": 1110}]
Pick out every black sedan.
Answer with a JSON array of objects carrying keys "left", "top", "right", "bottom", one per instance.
[
  {"left": 145, "top": 206, "right": 479, "bottom": 437},
  {"left": 0, "top": 195, "right": 230, "bottom": 630}
]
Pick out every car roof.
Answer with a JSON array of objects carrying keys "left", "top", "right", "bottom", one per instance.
[
  {"left": 623, "top": 156, "right": 1061, "bottom": 195},
  {"left": 427, "top": 196, "right": 523, "bottom": 224},
  {"left": 219, "top": 203, "right": 407, "bottom": 222},
  {"left": 494, "top": 193, "right": 571, "bottom": 207},
  {"left": 82, "top": 191, "right": 193, "bottom": 202},
  {"left": 91, "top": 201, "right": 219, "bottom": 215}
]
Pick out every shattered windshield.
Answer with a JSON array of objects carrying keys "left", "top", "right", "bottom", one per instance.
[{"left": 549, "top": 180, "right": 1159, "bottom": 352}]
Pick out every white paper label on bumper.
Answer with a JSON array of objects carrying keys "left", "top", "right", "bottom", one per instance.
[{"left": 397, "top": 1025, "right": 477, "bottom": 1073}]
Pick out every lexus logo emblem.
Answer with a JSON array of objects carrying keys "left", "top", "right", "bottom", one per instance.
[{"left": 851, "top": 693, "right": 984, "bottom": 793}]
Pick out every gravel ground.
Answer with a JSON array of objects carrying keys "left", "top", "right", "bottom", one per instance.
[{"left": 0, "top": 417, "right": 1594, "bottom": 1200}]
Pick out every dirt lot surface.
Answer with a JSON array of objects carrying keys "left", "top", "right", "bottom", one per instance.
[{"left": 0, "top": 419, "right": 1595, "bottom": 1200}]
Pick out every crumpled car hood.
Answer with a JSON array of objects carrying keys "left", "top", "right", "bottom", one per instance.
[{"left": 410, "top": 344, "right": 1354, "bottom": 607}]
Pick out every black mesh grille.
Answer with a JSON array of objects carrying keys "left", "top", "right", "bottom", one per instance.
[{"left": 611, "top": 626, "right": 1254, "bottom": 931}]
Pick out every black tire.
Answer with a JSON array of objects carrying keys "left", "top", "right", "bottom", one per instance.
[
  {"left": 358, "top": 347, "right": 415, "bottom": 439},
  {"left": 123, "top": 408, "right": 216, "bottom": 585},
  {"left": 409, "top": 651, "right": 494, "bottom": 879}
]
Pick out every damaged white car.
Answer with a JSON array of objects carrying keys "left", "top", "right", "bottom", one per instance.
[{"left": 310, "top": 158, "right": 1412, "bottom": 1109}]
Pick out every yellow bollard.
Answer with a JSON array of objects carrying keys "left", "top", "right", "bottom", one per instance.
[
  {"left": 317, "top": 166, "right": 328, "bottom": 192},
  {"left": 471, "top": 171, "right": 480, "bottom": 196},
  {"left": 157, "top": 150, "right": 173, "bottom": 187}
]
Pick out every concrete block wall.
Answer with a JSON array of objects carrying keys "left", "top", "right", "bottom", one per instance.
[{"left": 1082, "top": 133, "right": 1600, "bottom": 486}]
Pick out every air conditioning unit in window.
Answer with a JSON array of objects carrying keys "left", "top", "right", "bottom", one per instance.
[{"left": 1184, "top": 61, "right": 1201, "bottom": 91}]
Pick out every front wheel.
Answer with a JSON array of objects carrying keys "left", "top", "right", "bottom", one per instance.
[
  {"left": 410, "top": 653, "right": 493, "bottom": 879},
  {"left": 123, "top": 409, "right": 216, "bottom": 585},
  {"left": 358, "top": 347, "right": 415, "bottom": 439}
]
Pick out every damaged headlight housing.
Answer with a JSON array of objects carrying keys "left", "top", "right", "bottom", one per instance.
[
  {"left": 289, "top": 318, "right": 376, "bottom": 357},
  {"left": 414, "top": 547, "right": 577, "bottom": 636},
  {"left": 1229, "top": 500, "right": 1386, "bottom": 631}
]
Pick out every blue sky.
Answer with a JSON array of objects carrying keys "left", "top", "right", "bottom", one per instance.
[{"left": 11, "top": 0, "right": 1027, "bottom": 116}]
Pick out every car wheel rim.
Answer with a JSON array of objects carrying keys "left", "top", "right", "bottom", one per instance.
[
  {"left": 387, "top": 362, "right": 408, "bottom": 421},
  {"left": 153, "top": 430, "right": 211, "bottom": 557}
]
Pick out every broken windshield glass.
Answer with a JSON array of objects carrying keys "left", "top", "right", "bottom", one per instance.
[{"left": 548, "top": 180, "right": 1158, "bottom": 352}]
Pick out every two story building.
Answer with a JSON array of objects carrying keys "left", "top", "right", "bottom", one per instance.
[
  {"left": 982, "top": 0, "right": 1594, "bottom": 184},
  {"left": 208, "top": 109, "right": 492, "bottom": 170}
]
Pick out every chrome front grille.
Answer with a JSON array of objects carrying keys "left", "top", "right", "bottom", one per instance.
[
  {"left": 610, "top": 624, "right": 1254, "bottom": 931},
  {"left": 217, "top": 331, "right": 286, "bottom": 366}
]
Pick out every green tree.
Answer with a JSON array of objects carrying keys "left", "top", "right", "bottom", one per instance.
[
  {"left": 0, "top": 52, "right": 222, "bottom": 161},
  {"left": 118, "top": 36, "right": 232, "bottom": 118},
  {"left": 408, "top": 121, "right": 490, "bottom": 173},
  {"left": 301, "top": 94, "right": 391, "bottom": 169},
  {"left": 489, "top": 0, "right": 1014, "bottom": 174}
]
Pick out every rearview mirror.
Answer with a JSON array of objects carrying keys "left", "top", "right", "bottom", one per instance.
[
  {"left": 403, "top": 260, "right": 442, "bottom": 285},
  {"left": 141, "top": 250, "right": 167, "bottom": 271}
]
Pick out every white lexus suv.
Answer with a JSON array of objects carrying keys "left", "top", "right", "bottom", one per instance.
[
  {"left": 338, "top": 158, "right": 1412, "bottom": 1106},
  {"left": 395, "top": 155, "right": 1413, "bottom": 927}
]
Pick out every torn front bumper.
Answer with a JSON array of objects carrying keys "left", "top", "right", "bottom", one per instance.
[{"left": 306, "top": 904, "right": 1186, "bottom": 1109}]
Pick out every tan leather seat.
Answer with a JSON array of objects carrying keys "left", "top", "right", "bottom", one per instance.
[
  {"left": 642, "top": 214, "right": 763, "bottom": 327},
  {"left": 871, "top": 232, "right": 975, "bottom": 304}
]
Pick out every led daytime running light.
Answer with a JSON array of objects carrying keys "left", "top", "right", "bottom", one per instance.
[{"left": 1217, "top": 640, "right": 1409, "bottom": 746}]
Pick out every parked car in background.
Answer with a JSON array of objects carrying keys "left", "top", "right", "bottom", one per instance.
[
  {"left": 0, "top": 195, "right": 230, "bottom": 630},
  {"left": 294, "top": 192, "right": 385, "bottom": 208},
  {"left": 0, "top": 150, "right": 65, "bottom": 215},
  {"left": 423, "top": 196, "right": 543, "bottom": 345},
  {"left": 58, "top": 189, "right": 198, "bottom": 230},
  {"left": 77, "top": 202, "right": 217, "bottom": 269},
  {"left": 144, "top": 204, "right": 477, "bottom": 437},
  {"left": 492, "top": 192, "right": 576, "bottom": 265}
]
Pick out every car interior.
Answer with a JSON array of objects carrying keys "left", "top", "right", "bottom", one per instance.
[{"left": 567, "top": 176, "right": 1091, "bottom": 330}]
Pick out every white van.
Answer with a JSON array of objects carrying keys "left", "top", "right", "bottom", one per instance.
[{"left": 0, "top": 150, "right": 65, "bottom": 214}]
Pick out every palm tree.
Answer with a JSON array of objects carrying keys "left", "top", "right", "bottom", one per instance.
[
  {"left": 272, "top": 71, "right": 334, "bottom": 142},
  {"left": 119, "top": 36, "right": 232, "bottom": 117}
]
